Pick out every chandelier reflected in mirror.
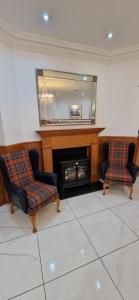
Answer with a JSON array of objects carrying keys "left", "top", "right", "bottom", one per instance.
[
  {"left": 36, "top": 69, "right": 97, "bottom": 126},
  {"left": 38, "top": 77, "right": 54, "bottom": 105}
]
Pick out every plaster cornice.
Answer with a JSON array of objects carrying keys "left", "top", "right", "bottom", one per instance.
[{"left": 1, "top": 18, "right": 139, "bottom": 64}]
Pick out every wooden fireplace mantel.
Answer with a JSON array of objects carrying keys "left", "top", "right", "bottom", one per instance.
[
  {"left": 37, "top": 127, "right": 105, "bottom": 137},
  {"left": 37, "top": 126, "right": 105, "bottom": 182}
]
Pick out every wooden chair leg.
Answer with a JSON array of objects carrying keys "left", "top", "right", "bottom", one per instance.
[
  {"left": 56, "top": 198, "right": 61, "bottom": 213},
  {"left": 9, "top": 202, "right": 15, "bottom": 214},
  {"left": 103, "top": 183, "right": 109, "bottom": 195},
  {"left": 129, "top": 186, "right": 133, "bottom": 200},
  {"left": 29, "top": 214, "right": 37, "bottom": 233}
]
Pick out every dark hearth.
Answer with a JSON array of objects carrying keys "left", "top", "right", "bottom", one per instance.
[
  {"left": 53, "top": 147, "right": 91, "bottom": 198},
  {"left": 62, "top": 181, "right": 103, "bottom": 199}
]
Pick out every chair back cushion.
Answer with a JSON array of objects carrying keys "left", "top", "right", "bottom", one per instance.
[
  {"left": 108, "top": 141, "right": 129, "bottom": 169},
  {"left": 2, "top": 150, "right": 34, "bottom": 188}
]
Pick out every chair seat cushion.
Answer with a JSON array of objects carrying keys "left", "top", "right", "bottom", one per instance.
[
  {"left": 25, "top": 181, "right": 58, "bottom": 215},
  {"left": 105, "top": 167, "right": 133, "bottom": 186}
]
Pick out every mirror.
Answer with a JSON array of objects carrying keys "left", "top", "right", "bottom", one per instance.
[{"left": 36, "top": 69, "right": 97, "bottom": 126}]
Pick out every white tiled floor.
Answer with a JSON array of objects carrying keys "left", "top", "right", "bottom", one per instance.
[
  {"left": 0, "top": 179, "right": 139, "bottom": 300},
  {"left": 67, "top": 192, "right": 107, "bottom": 218}
]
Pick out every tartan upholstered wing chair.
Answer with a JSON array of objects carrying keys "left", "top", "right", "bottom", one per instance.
[
  {"left": 0, "top": 149, "right": 60, "bottom": 233},
  {"left": 100, "top": 141, "right": 138, "bottom": 199}
]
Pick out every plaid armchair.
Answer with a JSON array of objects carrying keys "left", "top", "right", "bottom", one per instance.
[
  {"left": 100, "top": 141, "right": 138, "bottom": 199},
  {"left": 0, "top": 149, "right": 60, "bottom": 232}
]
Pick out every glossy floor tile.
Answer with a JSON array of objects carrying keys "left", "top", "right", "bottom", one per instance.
[
  {"left": 13, "top": 286, "right": 45, "bottom": 300},
  {"left": 0, "top": 209, "right": 32, "bottom": 244},
  {"left": 103, "top": 240, "right": 139, "bottom": 300},
  {"left": 0, "top": 204, "right": 9, "bottom": 213},
  {"left": 38, "top": 200, "right": 75, "bottom": 231},
  {"left": 45, "top": 260, "right": 123, "bottom": 300},
  {"left": 96, "top": 185, "right": 130, "bottom": 208},
  {"left": 80, "top": 209, "right": 137, "bottom": 256},
  {"left": 132, "top": 185, "right": 139, "bottom": 201},
  {"left": 0, "top": 185, "right": 139, "bottom": 300},
  {"left": 113, "top": 201, "right": 139, "bottom": 236},
  {"left": 67, "top": 192, "right": 107, "bottom": 218},
  {"left": 0, "top": 235, "right": 42, "bottom": 300},
  {"left": 38, "top": 219, "right": 97, "bottom": 282}
]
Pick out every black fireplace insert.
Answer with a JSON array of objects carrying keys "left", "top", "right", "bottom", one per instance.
[{"left": 53, "top": 147, "right": 91, "bottom": 197}]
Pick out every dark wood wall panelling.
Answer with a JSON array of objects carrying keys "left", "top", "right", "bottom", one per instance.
[{"left": 0, "top": 137, "right": 139, "bottom": 206}]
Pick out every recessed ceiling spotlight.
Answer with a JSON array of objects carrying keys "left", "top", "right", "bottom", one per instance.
[
  {"left": 106, "top": 32, "right": 113, "bottom": 40},
  {"left": 81, "top": 92, "right": 85, "bottom": 96},
  {"left": 83, "top": 76, "right": 87, "bottom": 81},
  {"left": 43, "top": 12, "right": 50, "bottom": 23}
]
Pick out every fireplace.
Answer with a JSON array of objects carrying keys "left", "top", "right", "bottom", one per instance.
[
  {"left": 53, "top": 147, "right": 91, "bottom": 196},
  {"left": 37, "top": 127, "right": 105, "bottom": 184}
]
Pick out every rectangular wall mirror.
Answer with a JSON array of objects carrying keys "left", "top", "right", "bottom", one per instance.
[{"left": 36, "top": 69, "right": 97, "bottom": 126}]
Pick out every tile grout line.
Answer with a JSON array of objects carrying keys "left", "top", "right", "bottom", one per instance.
[
  {"left": 44, "top": 258, "right": 99, "bottom": 285},
  {"left": 67, "top": 201, "right": 128, "bottom": 300},
  {"left": 43, "top": 238, "right": 139, "bottom": 287},
  {"left": 99, "top": 258, "right": 125, "bottom": 300},
  {"left": 42, "top": 198, "right": 139, "bottom": 294},
  {"left": 0, "top": 218, "right": 76, "bottom": 247},
  {"left": 0, "top": 199, "right": 76, "bottom": 246},
  {"left": 2, "top": 194, "right": 139, "bottom": 299},
  {"left": 0, "top": 232, "right": 33, "bottom": 246},
  {"left": 95, "top": 191, "right": 132, "bottom": 209},
  {"left": 0, "top": 196, "right": 135, "bottom": 247},
  {"left": 67, "top": 198, "right": 139, "bottom": 259},
  {"left": 100, "top": 238, "right": 139, "bottom": 259},
  {"left": 36, "top": 233, "right": 48, "bottom": 300},
  {"left": 8, "top": 284, "right": 44, "bottom": 300},
  {"left": 67, "top": 200, "right": 139, "bottom": 259},
  {"left": 77, "top": 207, "right": 109, "bottom": 220},
  {"left": 1, "top": 192, "right": 139, "bottom": 299},
  {"left": 95, "top": 192, "right": 139, "bottom": 239},
  {"left": 42, "top": 235, "right": 139, "bottom": 286},
  {"left": 67, "top": 201, "right": 99, "bottom": 256},
  {"left": 110, "top": 206, "right": 139, "bottom": 239},
  {"left": 77, "top": 220, "right": 125, "bottom": 300},
  {"left": 96, "top": 189, "right": 139, "bottom": 237}
]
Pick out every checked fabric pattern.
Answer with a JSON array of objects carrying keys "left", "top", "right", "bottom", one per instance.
[
  {"left": 2, "top": 150, "right": 34, "bottom": 188},
  {"left": 104, "top": 141, "right": 133, "bottom": 187},
  {"left": 25, "top": 181, "right": 58, "bottom": 215},
  {"left": 2, "top": 150, "right": 58, "bottom": 215}
]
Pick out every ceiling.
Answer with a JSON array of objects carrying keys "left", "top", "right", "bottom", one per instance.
[
  {"left": 0, "top": 0, "right": 139, "bottom": 51},
  {"left": 37, "top": 76, "right": 94, "bottom": 100}
]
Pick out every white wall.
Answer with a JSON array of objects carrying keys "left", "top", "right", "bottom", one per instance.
[
  {"left": 14, "top": 49, "right": 108, "bottom": 141},
  {"left": 104, "top": 62, "right": 139, "bottom": 136},
  {"left": 0, "top": 43, "right": 22, "bottom": 145},
  {"left": 0, "top": 42, "right": 139, "bottom": 145}
]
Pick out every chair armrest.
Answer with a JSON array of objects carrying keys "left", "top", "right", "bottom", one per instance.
[
  {"left": 127, "top": 162, "right": 139, "bottom": 183},
  {"left": 7, "top": 183, "right": 28, "bottom": 214},
  {"left": 100, "top": 161, "right": 108, "bottom": 181},
  {"left": 35, "top": 171, "right": 58, "bottom": 187}
]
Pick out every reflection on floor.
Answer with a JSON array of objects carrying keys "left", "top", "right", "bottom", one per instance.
[{"left": 0, "top": 178, "right": 139, "bottom": 300}]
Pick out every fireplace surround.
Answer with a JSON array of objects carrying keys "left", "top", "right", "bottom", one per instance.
[{"left": 37, "top": 126, "right": 105, "bottom": 183}]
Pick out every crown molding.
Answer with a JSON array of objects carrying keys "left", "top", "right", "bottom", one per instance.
[{"left": 1, "top": 18, "right": 139, "bottom": 64}]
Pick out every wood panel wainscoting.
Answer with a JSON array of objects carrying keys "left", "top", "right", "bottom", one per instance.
[{"left": 0, "top": 135, "right": 139, "bottom": 206}]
